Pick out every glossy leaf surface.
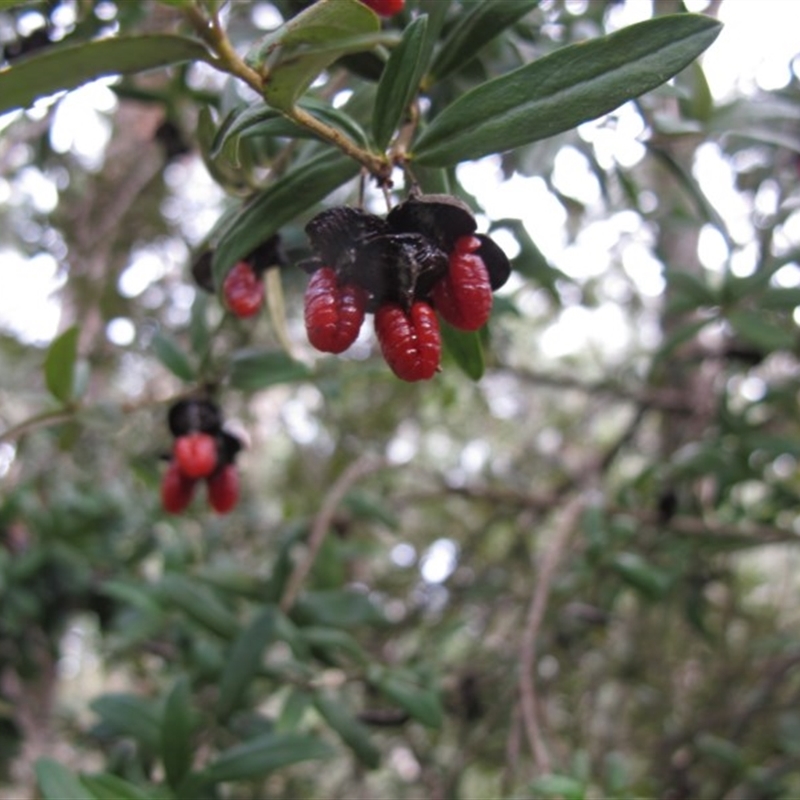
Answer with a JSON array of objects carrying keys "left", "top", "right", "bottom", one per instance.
[
  {"left": 0, "top": 35, "right": 210, "bottom": 115},
  {"left": 372, "top": 15, "right": 429, "bottom": 149},
  {"left": 212, "top": 150, "right": 360, "bottom": 282},
  {"left": 44, "top": 325, "right": 79, "bottom": 404},
  {"left": 414, "top": 14, "right": 722, "bottom": 165}
]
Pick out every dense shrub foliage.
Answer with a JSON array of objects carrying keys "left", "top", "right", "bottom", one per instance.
[{"left": 2, "top": 1, "right": 800, "bottom": 798}]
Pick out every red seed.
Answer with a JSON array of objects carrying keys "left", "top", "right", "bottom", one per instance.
[
  {"left": 375, "top": 301, "right": 441, "bottom": 382},
  {"left": 359, "top": 0, "right": 404, "bottom": 16},
  {"left": 304, "top": 267, "right": 367, "bottom": 354},
  {"left": 174, "top": 432, "right": 218, "bottom": 479},
  {"left": 207, "top": 464, "right": 239, "bottom": 514},
  {"left": 431, "top": 235, "right": 492, "bottom": 331},
  {"left": 223, "top": 261, "right": 264, "bottom": 318},
  {"left": 161, "top": 460, "right": 197, "bottom": 514}
]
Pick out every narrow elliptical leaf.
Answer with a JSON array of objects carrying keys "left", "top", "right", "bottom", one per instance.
[
  {"left": 372, "top": 15, "right": 429, "bottom": 150},
  {"left": 0, "top": 35, "right": 211, "bottom": 115},
  {"left": 413, "top": 14, "right": 722, "bottom": 165}
]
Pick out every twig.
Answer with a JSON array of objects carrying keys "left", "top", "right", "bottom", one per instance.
[
  {"left": 420, "top": 484, "right": 799, "bottom": 546},
  {"left": 502, "top": 703, "right": 522, "bottom": 795},
  {"left": 517, "top": 494, "right": 586, "bottom": 774},
  {"left": 508, "top": 366, "right": 694, "bottom": 414},
  {"left": 279, "top": 454, "right": 385, "bottom": 613},
  {"left": 0, "top": 408, "right": 75, "bottom": 445},
  {"left": 182, "top": 5, "right": 390, "bottom": 181}
]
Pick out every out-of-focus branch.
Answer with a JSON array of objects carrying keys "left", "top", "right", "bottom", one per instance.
[
  {"left": 506, "top": 366, "right": 694, "bottom": 414},
  {"left": 0, "top": 409, "right": 75, "bottom": 445},
  {"left": 517, "top": 493, "right": 586, "bottom": 774},
  {"left": 421, "top": 485, "right": 799, "bottom": 546},
  {"left": 279, "top": 455, "right": 385, "bottom": 614}
]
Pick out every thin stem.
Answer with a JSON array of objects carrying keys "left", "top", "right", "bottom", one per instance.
[
  {"left": 0, "top": 408, "right": 75, "bottom": 445},
  {"left": 517, "top": 494, "right": 586, "bottom": 774},
  {"left": 288, "top": 105, "right": 390, "bottom": 181},
  {"left": 184, "top": 5, "right": 263, "bottom": 95},
  {"left": 279, "top": 455, "right": 385, "bottom": 613},
  {"left": 183, "top": 5, "right": 391, "bottom": 182}
]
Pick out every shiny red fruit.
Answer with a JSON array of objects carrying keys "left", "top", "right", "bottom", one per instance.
[
  {"left": 304, "top": 267, "right": 367, "bottom": 354},
  {"left": 431, "top": 235, "right": 492, "bottom": 331},
  {"left": 223, "top": 261, "right": 264, "bottom": 318},
  {"left": 161, "top": 461, "right": 197, "bottom": 514},
  {"left": 174, "top": 432, "right": 218, "bottom": 479},
  {"left": 359, "top": 0, "right": 404, "bottom": 16},
  {"left": 207, "top": 464, "right": 239, "bottom": 514},
  {"left": 375, "top": 301, "right": 441, "bottom": 382}
]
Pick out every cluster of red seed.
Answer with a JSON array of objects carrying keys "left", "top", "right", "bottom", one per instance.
[
  {"left": 359, "top": 0, "right": 405, "bottom": 16},
  {"left": 300, "top": 195, "right": 510, "bottom": 381},
  {"left": 222, "top": 260, "right": 264, "bottom": 318},
  {"left": 192, "top": 235, "right": 284, "bottom": 320},
  {"left": 161, "top": 400, "right": 241, "bottom": 515}
]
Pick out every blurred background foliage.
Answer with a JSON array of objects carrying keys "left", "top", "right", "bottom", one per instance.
[{"left": 1, "top": 0, "right": 800, "bottom": 798}]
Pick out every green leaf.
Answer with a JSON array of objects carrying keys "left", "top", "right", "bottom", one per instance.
[
  {"left": 277, "top": 688, "right": 312, "bottom": 732},
  {"left": 440, "top": 322, "right": 484, "bottom": 381},
  {"left": 728, "top": 309, "right": 796, "bottom": 352},
  {"left": 343, "top": 489, "right": 399, "bottom": 530},
  {"left": 44, "top": 325, "right": 79, "bottom": 404},
  {"left": 300, "top": 626, "right": 369, "bottom": 664},
  {"left": 90, "top": 693, "right": 161, "bottom": 752},
  {"left": 229, "top": 348, "right": 311, "bottom": 391},
  {"left": 80, "top": 774, "right": 154, "bottom": 800},
  {"left": 313, "top": 692, "right": 381, "bottom": 769},
  {"left": 374, "top": 670, "right": 442, "bottom": 728},
  {"left": 157, "top": 574, "right": 240, "bottom": 640},
  {"left": 196, "top": 106, "right": 251, "bottom": 193},
  {"left": 35, "top": 759, "right": 95, "bottom": 800},
  {"left": 678, "top": 60, "right": 714, "bottom": 122},
  {"left": 212, "top": 98, "right": 370, "bottom": 157},
  {"left": 217, "top": 608, "right": 278, "bottom": 720},
  {"left": 429, "top": 0, "right": 538, "bottom": 83},
  {"left": 292, "top": 589, "right": 386, "bottom": 628},
  {"left": 264, "top": 268, "right": 297, "bottom": 358},
  {"left": 189, "top": 292, "right": 210, "bottom": 357},
  {"left": 666, "top": 269, "right": 717, "bottom": 307},
  {"left": 195, "top": 566, "right": 264, "bottom": 600},
  {"left": 695, "top": 733, "right": 744, "bottom": 769},
  {"left": 656, "top": 317, "right": 711, "bottom": 360},
  {"left": 612, "top": 552, "right": 670, "bottom": 600},
  {"left": 372, "top": 16, "right": 429, "bottom": 150},
  {"left": 760, "top": 287, "right": 800, "bottom": 311},
  {"left": 201, "top": 732, "right": 334, "bottom": 783},
  {"left": 151, "top": 332, "right": 196, "bottom": 382},
  {"left": 493, "top": 217, "right": 566, "bottom": 303},
  {"left": 413, "top": 14, "right": 722, "bottom": 165},
  {"left": 248, "top": 0, "right": 380, "bottom": 112},
  {"left": 162, "top": 677, "right": 194, "bottom": 791},
  {"left": 530, "top": 774, "right": 586, "bottom": 800},
  {"left": 212, "top": 149, "right": 360, "bottom": 282},
  {"left": 0, "top": 35, "right": 211, "bottom": 115},
  {"left": 100, "top": 579, "right": 162, "bottom": 615}
]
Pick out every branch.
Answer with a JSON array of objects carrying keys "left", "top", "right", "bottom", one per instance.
[
  {"left": 517, "top": 493, "right": 586, "bottom": 774},
  {"left": 183, "top": 5, "right": 390, "bottom": 181},
  {"left": 507, "top": 366, "right": 694, "bottom": 414},
  {"left": 183, "top": 4, "right": 263, "bottom": 95},
  {"left": 279, "top": 454, "right": 386, "bottom": 614},
  {"left": 433, "top": 485, "right": 799, "bottom": 546},
  {"left": 0, "top": 408, "right": 75, "bottom": 445}
]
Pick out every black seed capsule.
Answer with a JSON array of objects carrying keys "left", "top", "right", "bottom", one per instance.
[
  {"left": 168, "top": 399, "right": 222, "bottom": 438},
  {"left": 386, "top": 194, "right": 477, "bottom": 253},
  {"left": 349, "top": 232, "right": 449, "bottom": 310},
  {"left": 474, "top": 234, "right": 512, "bottom": 291},
  {"left": 305, "top": 207, "right": 389, "bottom": 270}
]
